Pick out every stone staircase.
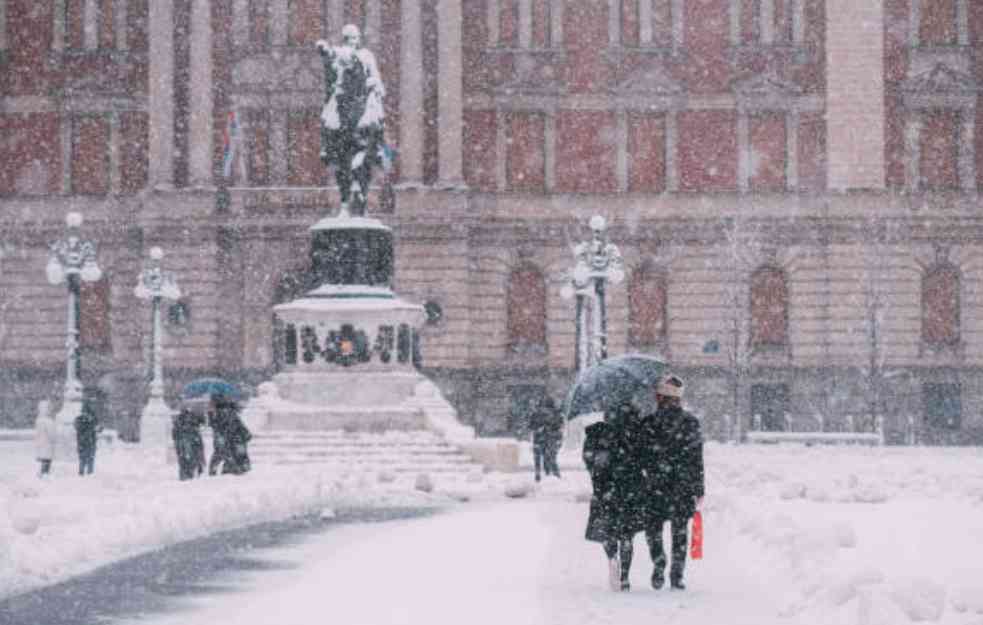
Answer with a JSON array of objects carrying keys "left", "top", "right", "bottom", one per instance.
[{"left": 247, "top": 429, "right": 487, "bottom": 477}]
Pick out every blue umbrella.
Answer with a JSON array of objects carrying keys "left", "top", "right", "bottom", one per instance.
[
  {"left": 180, "top": 377, "right": 243, "bottom": 402},
  {"left": 564, "top": 354, "right": 668, "bottom": 419}
]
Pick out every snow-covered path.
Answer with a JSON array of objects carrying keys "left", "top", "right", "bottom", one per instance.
[{"left": 140, "top": 500, "right": 788, "bottom": 625}]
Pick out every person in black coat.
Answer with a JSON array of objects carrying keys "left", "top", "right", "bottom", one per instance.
[
  {"left": 172, "top": 408, "right": 206, "bottom": 480},
  {"left": 74, "top": 398, "right": 99, "bottom": 476},
  {"left": 636, "top": 374, "right": 705, "bottom": 590},
  {"left": 583, "top": 402, "right": 647, "bottom": 591},
  {"left": 208, "top": 396, "right": 252, "bottom": 476},
  {"left": 530, "top": 396, "right": 564, "bottom": 481}
]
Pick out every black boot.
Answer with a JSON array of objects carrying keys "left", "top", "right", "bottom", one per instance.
[{"left": 651, "top": 567, "right": 665, "bottom": 589}]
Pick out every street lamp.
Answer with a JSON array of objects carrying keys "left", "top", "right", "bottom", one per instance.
[
  {"left": 559, "top": 216, "right": 624, "bottom": 454},
  {"left": 134, "top": 246, "right": 181, "bottom": 444},
  {"left": 46, "top": 212, "right": 102, "bottom": 427},
  {"left": 560, "top": 215, "right": 625, "bottom": 372}
]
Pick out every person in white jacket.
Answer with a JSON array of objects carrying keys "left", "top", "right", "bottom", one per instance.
[{"left": 34, "top": 400, "right": 56, "bottom": 477}]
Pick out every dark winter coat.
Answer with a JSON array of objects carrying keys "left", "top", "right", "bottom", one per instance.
[
  {"left": 172, "top": 409, "right": 205, "bottom": 479},
  {"left": 635, "top": 403, "right": 705, "bottom": 521},
  {"left": 583, "top": 404, "right": 647, "bottom": 542},
  {"left": 209, "top": 402, "right": 252, "bottom": 475},
  {"left": 529, "top": 399, "right": 564, "bottom": 449},
  {"left": 74, "top": 408, "right": 98, "bottom": 460}
]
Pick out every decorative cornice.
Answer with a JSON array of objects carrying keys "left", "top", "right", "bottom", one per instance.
[{"left": 902, "top": 63, "right": 978, "bottom": 109}]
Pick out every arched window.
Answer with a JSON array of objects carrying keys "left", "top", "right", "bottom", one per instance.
[
  {"left": 922, "top": 264, "right": 960, "bottom": 346},
  {"left": 507, "top": 264, "right": 547, "bottom": 355},
  {"left": 80, "top": 278, "right": 111, "bottom": 351},
  {"left": 628, "top": 265, "right": 667, "bottom": 350},
  {"left": 750, "top": 266, "right": 787, "bottom": 348}
]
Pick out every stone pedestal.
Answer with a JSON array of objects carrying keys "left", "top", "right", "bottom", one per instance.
[{"left": 269, "top": 214, "right": 426, "bottom": 431}]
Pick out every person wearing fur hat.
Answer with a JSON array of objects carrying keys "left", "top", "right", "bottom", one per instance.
[{"left": 636, "top": 374, "right": 705, "bottom": 591}]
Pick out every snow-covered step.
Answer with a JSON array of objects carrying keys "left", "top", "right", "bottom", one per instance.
[{"left": 247, "top": 429, "right": 486, "bottom": 475}]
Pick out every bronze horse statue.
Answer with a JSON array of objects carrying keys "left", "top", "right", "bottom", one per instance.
[{"left": 317, "top": 25, "right": 388, "bottom": 217}]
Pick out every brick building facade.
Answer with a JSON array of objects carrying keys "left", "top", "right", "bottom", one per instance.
[{"left": 1, "top": 0, "right": 981, "bottom": 443}]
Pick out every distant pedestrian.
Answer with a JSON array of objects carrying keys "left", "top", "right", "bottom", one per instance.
[
  {"left": 637, "top": 374, "right": 704, "bottom": 591},
  {"left": 172, "top": 407, "right": 206, "bottom": 481},
  {"left": 583, "top": 402, "right": 646, "bottom": 591},
  {"left": 530, "top": 396, "right": 564, "bottom": 481},
  {"left": 74, "top": 397, "right": 99, "bottom": 476},
  {"left": 34, "top": 400, "right": 56, "bottom": 477}
]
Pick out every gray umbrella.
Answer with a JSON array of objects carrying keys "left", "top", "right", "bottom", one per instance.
[{"left": 563, "top": 354, "right": 668, "bottom": 419}]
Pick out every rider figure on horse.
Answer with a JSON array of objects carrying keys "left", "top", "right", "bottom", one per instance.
[{"left": 317, "top": 24, "right": 387, "bottom": 217}]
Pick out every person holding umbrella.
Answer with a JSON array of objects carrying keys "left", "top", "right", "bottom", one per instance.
[
  {"left": 582, "top": 401, "right": 646, "bottom": 591},
  {"left": 637, "top": 374, "right": 704, "bottom": 591},
  {"left": 209, "top": 393, "right": 252, "bottom": 475}
]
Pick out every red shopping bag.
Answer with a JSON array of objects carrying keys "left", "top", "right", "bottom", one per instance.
[{"left": 690, "top": 511, "right": 703, "bottom": 560}]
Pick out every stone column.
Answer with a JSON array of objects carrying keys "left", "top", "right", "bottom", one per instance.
[
  {"left": 270, "top": 0, "right": 288, "bottom": 46},
  {"left": 149, "top": 0, "right": 176, "bottom": 190},
  {"left": 671, "top": 0, "right": 684, "bottom": 50},
  {"left": 792, "top": 0, "right": 805, "bottom": 44},
  {"left": 496, "top": 109, "right": 507, "bottom": 191},
  {"left": 271, "top": 111, "right": 288, "bottom": 185},
  {"left": 826, "top": 0, "right": 885, "bottom": 190},
  {"left": 518, "top": 0, "right": 532, "bottom": 48},
  {"left": 730, "top": 0, "right": 741, "bottom": 45},
  {"left": 366, "top": 0, "right": 382, "bottom": 45},
  {"left": 909, "top": 0, "right": 920, "bottom": 47},
  {"left": 760, "top": 0, "right": 774, "bottom": 44},
  {"left": 737, "top": 111, "right": 750, "bottom": 192},
  {"left": 616, "top": 109, "right": 628, "bottom": 191},
  {"left": 438, "top": 0, "right": 465, "bottom": 187},
  {"left": 0, "top": 0, "right": 7, "bottom": 51},
  {"left": 83, "top": 0, "right": 98, "bottom": 49},
  {"left": 326, "top": 0, "right": 343, "bottom": 40},
  {"left": 53, "top": 0, "right": 67, "bottom": 51},
  {"left": 786, "top": 110, "right": 799, "bottom": 191},
  {"left": 544, "top": 111, "right": 556, "bottom": 191},
  {"left": 400, "top": 0, "right": 425, "bottom": 185},
  {"left": 904, "top": 112, "right": 922, "bottom": 193},
  {"left": 60, "top": 114, "right": 72, "bottom": 194},
  {"left": 959, "top": 111, "right": 975, "bottom": 192},
  {"left": 109, "top": 112, "right": 121, "bottom": 194},
  {"left": 666, "top": 110, "right": 678, "bottom": 191},
  {"left": 232, "top": 0, "right": 249, "bottom": 46},
  {"left": 551, "top": 0, "right": 564, "bottom": 45},
  {"left": 957, "top": 0, "right": 969, "bottom": 46},
  {"left": 188, "top": 0, "right": 214, "bottom": 188},
  {"left": 487, "top": 0, "right": 500, "bottom": 45},
  {"left": 640, "top": 0, "right": 654, "bottom": 45},
  {"left": 115, "top": 0, "right": 128, "bottom": 50},
  {"left": 608, "top": 0, "right": 621, "bottom": 46}
]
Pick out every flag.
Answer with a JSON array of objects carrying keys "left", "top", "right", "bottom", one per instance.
[
  {"left": 379, "top": 143, "right": 397, "bottom": 173},
  {"left": 222, "top": 110, "right": 247, "bottom": 182}
]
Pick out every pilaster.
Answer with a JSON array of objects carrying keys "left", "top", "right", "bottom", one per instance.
[
  {"left": 400, "top": 0, "right": 425, "bottom": 185},
  {"left": 148, "top": 0, "right": 176, "bottom": 189},
  {"left": 188, "top": 0, "right": 215, "bottom": 189}
]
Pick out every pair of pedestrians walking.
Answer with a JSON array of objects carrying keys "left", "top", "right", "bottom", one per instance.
[
  {"left": 34, "top": 396, "right": 101, "bottom": 477},
  {"left": 583, "top": 374, "right": 705, "bottom": 592}
]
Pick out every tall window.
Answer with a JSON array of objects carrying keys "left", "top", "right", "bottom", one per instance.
[
  {"left": 628, "top": 265, "right": 667, "bottom": 350},
  {"left": 922, "top": 264, "right": 960, "bottom": 346},
  {"left": 80, "top": 278, "right": 111, "bottom": 351},
  {"left": 507, "top": 264, "right": 547, "bottom": 355},
  {"left": 750, "top": 266, "right": 788, "bottom": 348}
]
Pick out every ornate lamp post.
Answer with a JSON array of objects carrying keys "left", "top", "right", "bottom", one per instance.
[
  {"left": 134, "top": 247, "right": 181, "bottom": 444},
  {"left": 46, "top": 212, "right": 102, "bottom": 427},
  {"left": 561, "top": 216, "right": 625, "bottom": 373},
  {"left": 560, "top": 216, "right": 624, "bottom": 453}
]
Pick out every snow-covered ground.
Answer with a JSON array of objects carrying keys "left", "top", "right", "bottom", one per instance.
[{"left": 3, "top": 438, "right": 983, "bottom": 625}]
